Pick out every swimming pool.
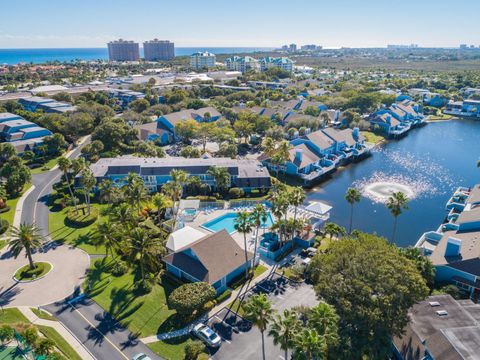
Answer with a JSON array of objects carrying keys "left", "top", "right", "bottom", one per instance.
[{"left": 201, "top": 212, "right": 275, "bottom": 234}]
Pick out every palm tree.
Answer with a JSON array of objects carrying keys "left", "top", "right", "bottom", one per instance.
[
  {"left": 9, "top": 223, "right": 44, "bottom": 270},
  {"left": 151, "top": 193, "right": 171, "bottom": 225},
  {"left": 345, "top": 187, "right": 361, "bottom": 234},
  {"left": 234, "top": 211, "right": 253, "bottom": 279},
  {"left": 272, "top": 141, "right": 292, "bottom": 177},
  {"left": 80, "top": 169, "right": 96, "bottom": 216},
  {"left": 269, "top": 309, "right": 301, "bottom": 360},
  {"left": 98, "top": 179, "right": 115, "bottom": 204},
  {"left": 243, "top": 294, "right": 276, "bottom": 360},
  {"left": 206, "top": 167, "right": 231, "bottom": 193},
  {"left": 126, "top": 228, "right": 164, "bottom": 283},
  {"left": 293, "top": 329, "right": 327, "bottom": 360},
  {"left": 386, "top": 191, "right": 409, "bottom": 243},
  {"left": 57, "top": 157, "right": 78, "bottom": 212},
  {"left": 162, "top": 181, "right": 182, "bottom": 230},
  {"left": 270, "top": 192, "right": 288, "bottom": 245},
  {"left": 308, "top": 303, "right": 339, "bottom": 352},
  {"left": 323, "top": 222, "right": 345, "bottom": 240},
  {"left": 262, "top": 137, "right": 276, "bottom": 157},
  {"left": 110, "top": 203, "right": 136, "bottom": 230},
  {"left": 95, "top": 220, "right": 118, "bottom": 259},
  {"left": 122, "top": 173, "right": 148, "bottom": 212},
  {"left": 289, "top": 187, "right": 306, "bottom": 221},
  {"left": 186, "top": 176, "right": 202, "bottom": 195},
  {"left": 250, "top": 204, "right": 267, "bottom": 272}
]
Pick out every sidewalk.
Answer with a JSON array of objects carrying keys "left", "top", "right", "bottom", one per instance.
[
  {"left": 140, "top": 262, "right": 277, "bottom": 345},
  {"left": 17, "top": 306, "right": 95, "bottom": 360}
]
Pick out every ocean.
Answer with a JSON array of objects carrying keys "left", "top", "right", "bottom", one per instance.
[{"left": 0, "top": 47, "right": 273, "bottom": 65}]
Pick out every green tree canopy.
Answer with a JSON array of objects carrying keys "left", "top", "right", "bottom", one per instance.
[
  {"left": 308, "top": 232, "right": 429, "bottom": 358},
  {"left": 168, "top": 282, "right": 216, "bottom": 315}
]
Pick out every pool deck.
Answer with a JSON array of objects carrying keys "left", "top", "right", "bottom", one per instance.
[{"left": 186, "top": 209, "right": 259, "bottom": 252}]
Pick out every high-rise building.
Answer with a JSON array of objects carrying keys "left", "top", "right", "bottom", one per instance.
[
  {"left": 225, "top": 56, "right": 260, "bottom": 73},
  {"left": 289, "top": 43, "right": 297, "bottom": 52},
  {"left": 190, "top": 52, "right": 216, "bottom": 70},
  {"left": 143, "top": 39, "right": 175, "bottom": 61},
  {"left": 107, "top": 39, "right": 140, "bottom": 61}
]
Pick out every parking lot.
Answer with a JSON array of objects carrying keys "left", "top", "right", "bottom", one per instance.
[{"left": 207, "top": 273, "right": 317, "bottom": 360}]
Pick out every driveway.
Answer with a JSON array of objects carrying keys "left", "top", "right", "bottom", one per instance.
[
  {"left": 43, "top": 295, "right": 161, "bottom": 360},
  {"left": 208, "top": 274, "right": 317, "bottom": 360},
  {"left": 0, "top": 242, "right": 90, "bottom": 307}
]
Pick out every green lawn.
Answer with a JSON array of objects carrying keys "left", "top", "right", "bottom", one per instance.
[
  {"left": 227, "top": 297, "right": 246, "bottom": 317},
  {"left": 86, "top": 258, "right": 180, "bottom": 338},
  {"left": 0, "top": 240, "right": 7, "bottom": 251},
  {"left": 0, "top": 308, "right": 29, "bottom": 325},
  {"left": 361, "top": 131, "right": 385, "bottom": 145},
  {"left": 14, "top": 262, "right": 52, "bottom": 281},
  {"left": 230, "top": 264, "right": 269, "bottom": 291},
  {"left": 38, "top": 325, "right": 82, "bottom": 360},
  {"left": 29, "top": 156, "right": 60, "bottom": 175},
  {"left": 48, "top": 203, "right": 107, "bottom": 254},
  {"left": 31, "top": 308, "right": 57, "bottom": 321},
  {"left": 147, "top": 335, "right": 199, "bottom": 360}
]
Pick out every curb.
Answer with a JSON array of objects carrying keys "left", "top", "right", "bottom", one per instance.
[
  {"left": 12, "top": 261, "right": 54, "bottom": 283},
  {"left": 13, "top": 184, "right": 36, "bottom": 228}
]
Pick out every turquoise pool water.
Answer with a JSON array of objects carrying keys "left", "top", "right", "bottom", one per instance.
[
  {"left": 183, "top": 208, "right": 197, "bottom": 216},
  {"left": 202, "top": 212, "right": 275, "bottom": 234}
]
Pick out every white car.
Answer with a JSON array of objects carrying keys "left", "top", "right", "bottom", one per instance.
[
  {"left": 132, "top": 353, "right": 151, "bottom": 360},
  {"left": 192, "top": 323, "right": 222, "bottom": 347}
]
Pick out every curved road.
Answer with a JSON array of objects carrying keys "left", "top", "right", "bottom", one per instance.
[{"left": 2, "top": 136, "right": 161, "bottom": 359}]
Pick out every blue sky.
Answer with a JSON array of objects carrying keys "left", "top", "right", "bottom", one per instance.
[{"left": 1, "top": 0, "right": 479, "bottom": 48}]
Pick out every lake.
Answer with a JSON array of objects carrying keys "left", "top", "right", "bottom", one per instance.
[{"left": 305, "top": 119, "right": 480, "bottom": 247}]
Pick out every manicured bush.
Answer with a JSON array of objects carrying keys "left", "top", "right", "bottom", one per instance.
[
  {"left": 0, "top": 325, "right": 14, "bottom": 344},
  {"left": 110, "top": 261, "right": 128, "bottom": 277},
  {"left": 197, "top": 354, "right": 209, "bottom": 360},
  {"left": 22, "top": 327, "right": 39, "bottom": 347},
  {"left": 0, "top": 219, "right": 9, "bottom": 235},
  {"left": 65, "top": 206, "right": 98, "bottom": 227},
  {"left": 228, "top": 187, "right": 244, "bottom": 199},
  {"left": 15, "top": 262, "right": 52, "bottom": 281},
  {"left": 168, "top": 282, "right": 216, "bottom": 315},
  {"left": 184, "top": 340, "right": 206, "bottom": 360}
]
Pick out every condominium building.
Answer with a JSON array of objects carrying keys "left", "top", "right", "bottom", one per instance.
[
  {"left": 224, "top": 56, "right": 260, "bottom": 73},
  {"left": 76, "top": 156, "right": 271, "bottom": 193},
  {"left": 259, "top": 57, "right": 294, "bottom": 73},
  {"left": 190, "top": 52, "right": 216, "bottom": 70},
  {"left": 107, "top": 39, "right": 140, "bottom": 61},
  {"left": 143, "top": 39, "right": 175, "bottom": 61}
]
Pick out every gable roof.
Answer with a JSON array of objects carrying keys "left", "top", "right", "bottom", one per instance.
[
  {"left": 163, "top": 229, "right": 253, "bottom": 284},
  {"left": 304, "top": 129, "right": 335, "bottom": 150},
  {"left": 288, "top": 143, "right": 320, "bottom": 169},
  {"left": 322, "top": 128, "right": 364, "bottom": 147}
]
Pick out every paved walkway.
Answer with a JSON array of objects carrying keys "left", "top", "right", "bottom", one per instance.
[{"left": 17, "top": 306, "right": 95, "bottom": 360}]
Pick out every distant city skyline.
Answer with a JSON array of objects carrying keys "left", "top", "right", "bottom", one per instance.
[{"left": 1, "top": 0, "right": 480, "bottom": 49}]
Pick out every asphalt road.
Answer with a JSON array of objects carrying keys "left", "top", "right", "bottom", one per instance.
[{"left": 43, "top": 296, "right": 161, "bottom": 360}]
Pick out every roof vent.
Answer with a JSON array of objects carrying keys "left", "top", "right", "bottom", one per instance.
[
  {"left": 436, "top": 310, "right": 448, "bottom": 316},
  {"left": 429, "top": 301, "right": 440, "bottom": 307}
]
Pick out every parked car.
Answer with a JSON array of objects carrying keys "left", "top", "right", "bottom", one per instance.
[
  {"left": 192, "top": 323, "right": 222, "bottom": 347},
  {"left": 132, "top": 353, "right": 151, "bottom": 360}
]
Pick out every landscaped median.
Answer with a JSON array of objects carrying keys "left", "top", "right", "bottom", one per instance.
[{"left": 14, "top": 262, "right": 52, "bottom": 282}]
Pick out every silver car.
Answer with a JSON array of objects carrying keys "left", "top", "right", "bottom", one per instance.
[
  {"left": 132, "top": 353, "right": 151, "bottom": 360},
  {"left": 192, "top": 323, "right": 222, "bottom": 347}
]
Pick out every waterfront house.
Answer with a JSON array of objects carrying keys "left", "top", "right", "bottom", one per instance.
[
  {"left": 18, "top": 96, "right": 76, "bottom": 114},
  {"left": 163, "top": 229, "right": 254, "bottom": 294},
  {"left": 260, "top": 127, "right": 368, "bottom": 185},
  {"left": 0, "top": 112, "right": 52, "bottom": 154},
  {"left": 444, "top": 99, "right": 480, "bottom": 118},
  {"left": 136, "top": 106, "right": 222, "bottom": 144},
  {"left": 392, "top": 295, "right": 480, "bottom": 360},
  {"left": 370, "top": 99, "right": 424, "bottom": 138},
  {"left": 77, "top": 156, "right": 271, "bottom": 193},
  {"left": 369, "top": 112, "right": 411, "bottom": 137},
  {"left": 416, "top": 184, "right": 480, "bottom": 300}
]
